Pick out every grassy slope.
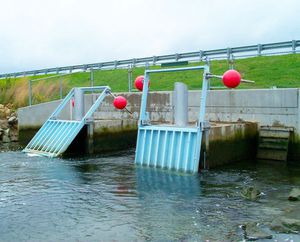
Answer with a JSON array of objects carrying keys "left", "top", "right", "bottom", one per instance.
[{"left": 0, "top": 54, "right": 299, "bottom": 107}]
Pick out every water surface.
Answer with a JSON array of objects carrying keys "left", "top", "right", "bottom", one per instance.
[{"left": 0, "top": 149, "right": 300, "bottom": 241}]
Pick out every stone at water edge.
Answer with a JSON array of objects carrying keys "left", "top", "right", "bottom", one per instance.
[
  {"left": 241, "top": 222, "right": 273, "bottom": 240},
  {"left": 241, "top": 186, "right": 262, "bottom": 201},
  {"left": 8, "top": 116, "right": 17, "bottom": 125},
  {"left": 271, "top": 217, "right": 300, "bottom": 234},
  {"left": 2, "top": 135, "right": 10, "bottom": 143},
  {"left": 0, "top": 120, "right": 9, "bottom": 129},
  {"left": 288, "top": 188, "right": 300, "bottom": 201},
  {"left": 270, "top": 206, "right": 300, "bottom": 234}
]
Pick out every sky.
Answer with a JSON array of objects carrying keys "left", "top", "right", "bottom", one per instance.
[{"left": 0, "top": 0, "right": 299, "bottom": 73}]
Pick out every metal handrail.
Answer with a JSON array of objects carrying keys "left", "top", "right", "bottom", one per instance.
[{"left": 1, "top": 39, "right": 299, "bottom": 79}]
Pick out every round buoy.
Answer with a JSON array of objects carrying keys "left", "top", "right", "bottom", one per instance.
[
  {"left": 222, "top": 70, "right": 241, "bottom": 88},
  {"left": 113, "top": 96, "right": 127, "bottom": 109},
  {"left": 134, "top": 75, "right": 150, "bottom": 91}
]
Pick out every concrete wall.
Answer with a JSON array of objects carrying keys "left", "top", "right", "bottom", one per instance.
[
  {"left": 18, "top": 100, "right": 70, "bottom": 130},
  {"left": 18, "top": 88, "right": 300, "bottom": 134},
  {"left": 93, "top": 88, "right": 300, "bottom": 133}
]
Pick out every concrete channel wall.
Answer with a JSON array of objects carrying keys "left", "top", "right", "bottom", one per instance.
[
  {"left": 18, "top": 88, "right": 300, "bottom": 165},
  {"left": 19, "top": 88, "right": 300, "bottom": 132},
  {"left": 90, "top": 88, "right": 300, "bottom": 134}
]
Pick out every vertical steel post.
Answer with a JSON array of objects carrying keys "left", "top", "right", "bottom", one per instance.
[
  {"left": 128, "top": 65, "right": 132, "bottom": 92},
  {"left": 139, "top": 72, "right": 150, "bottom": 124},
  {"left": 28, "top": 80, "right": 32, "bottom": 106},
  {"left": 174, "top": 82, "right": 188, "bottom": 126},
  {"left": 74, "top": 88, "right": 84, "bottom": 121},
  {"left": 198, "top": 65, "right": 210, "bottom": 125}
]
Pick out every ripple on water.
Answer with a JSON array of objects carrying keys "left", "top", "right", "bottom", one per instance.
[{"left": 0, "top": 149, "right": 300, "bottom": 241}]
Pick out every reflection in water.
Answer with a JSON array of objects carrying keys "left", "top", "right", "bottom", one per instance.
[{"left": 135, "top": 167, "right": 203, "bottom": 241}]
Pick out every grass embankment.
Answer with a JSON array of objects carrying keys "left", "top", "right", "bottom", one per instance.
[{"left": 0, "top": 54, "right": 299, "bottom": 107}]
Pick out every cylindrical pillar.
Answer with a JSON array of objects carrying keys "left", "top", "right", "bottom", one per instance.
[
  {"left": 174, "top": 82, "right": 188, "bottom": 126},
  {"left": 74, "top": 88, "right": 84, "bottom": 121}
]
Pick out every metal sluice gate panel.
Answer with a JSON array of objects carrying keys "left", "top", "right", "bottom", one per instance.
[
  {"left": 23, "top": 120, "right": 83, "bottom": 157},
  {"left": 23, "top": 86, "right": 111, "bottom": 157},
  {"left": 135, "top": 126, "right": 201, "bottom": 173},
  {"left": 135, "top": 66, "right": 210, "bottom": 173}
]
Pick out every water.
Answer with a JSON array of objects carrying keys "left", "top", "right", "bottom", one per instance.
[{"left": 0, "top": 148, "right": 300, "bottom": 241}]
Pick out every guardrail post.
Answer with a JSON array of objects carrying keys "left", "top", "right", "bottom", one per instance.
[
  {"left": 292, "top": 40, "right": 296, "bottom": 54},
  {"left": 199, "top": 50, "right": 203, "bottom": 62},
  {"left": 257, "top": 44, "right": 262, "bottom": 56},
  {"left": 227, "top": 48, "right": 232, "bottom": 60},
  {"left": 28, "top": 80, "right": 32, "bottom": 106},
  {"left": 152, "top": 56, "right": 157, "bottom": 65}
]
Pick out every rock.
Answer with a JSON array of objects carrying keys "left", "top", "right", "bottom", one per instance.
[
  {"left": 271, "top": 217, "right": 300, "bottom": 234},
  {"left": 0, "top": 104, "right": 4, "bottom": 109},
  {"left": 0, "top": 120, "right": 9, "bottom": 129},
  {"left": 2, "top": 135, "right": 10, "bottom": 143},
  {"left": 5, "top": 103, "right": 13, "bottom": 109},
  {"left": 270, "top": 207, "right": 300, "bottom": 234},
  {"left": 10, "top": 135, "right": 18, "bottom": 142},
  {"left": 4, "top": 128, "right": 10, "bottom": 137},
  {"left": 0, "top": 109, "right": 6, "bottom": 119},
  {"left": 288, "top": 188, "right": 300, "bottom": 201},
  {"left": 241, "top": 222, "right": 273, "bottom": 240},
  {"left": 241, "top": 186, "right": 261, "bottom": 201},
  {"left": 8, "top": 116, "right": 18, "bottom": 125},
  {"left": 10, "top": 112, "right": 17, "bottom": 117},
  {"left": 4, "top": 107, "right": 11, "bottom": 117}
]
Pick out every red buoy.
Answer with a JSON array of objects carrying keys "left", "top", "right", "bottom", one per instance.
[
  {"left": 134, "top": 75, "right": 150, "bottom": 91},
  {"left": 222, "top": 70, "right": 241, "bottom": 88},
  {"left": 113, "top": 96, "right": 127, "bottom": 109}
]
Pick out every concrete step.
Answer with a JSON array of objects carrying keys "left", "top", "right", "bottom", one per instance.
[
  {"left": 260, "top": 137, "right": 289, "bottom": 143},
  {"left": 259, "top": 129, "right": 290, "bottom": 139},
  {"left": 257, "top": 126, "right": 291, "bottom": 162},
  {"left": 257, "top": 149, "right": 288, "bottom": 161},
  {"left": 258, "top": 142, "right": 289, "bottom": 150}
]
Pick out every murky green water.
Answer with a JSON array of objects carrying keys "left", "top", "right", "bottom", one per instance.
[{"left": 0, "top": 147, "right": 300, "bottom": 241}]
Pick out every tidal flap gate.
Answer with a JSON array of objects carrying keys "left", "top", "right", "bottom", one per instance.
[
  {"left": 23, "top": 86, "right": 111, "bottom": 157},
  {"left": 135, "top": 66, "right": 211, "bottom": 173}
]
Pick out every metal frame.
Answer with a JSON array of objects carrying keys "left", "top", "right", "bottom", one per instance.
[
  {"left": 1, "top": 40, "right": 299, "bottom": 79},
  {"left": 23, "top": 86, "right": 111, "bottom": 157},
  {"left": 135, "top": 65, "right": 210, "bottom": 173}
]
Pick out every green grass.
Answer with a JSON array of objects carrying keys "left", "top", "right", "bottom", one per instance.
[{"left": 1, "top": 53, "right": 300, "bottom": 107}]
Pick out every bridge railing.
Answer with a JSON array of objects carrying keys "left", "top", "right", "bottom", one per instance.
[{"left": 1, "top": 40, "right": 299, "bottom": 79}]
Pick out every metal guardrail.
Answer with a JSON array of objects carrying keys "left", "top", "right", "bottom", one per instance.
[{"left": 1, "top": 40, "right": 299, "bottom": 79}]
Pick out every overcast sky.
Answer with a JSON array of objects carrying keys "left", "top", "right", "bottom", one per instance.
[{"left": 0, "top": 0, "right": 299, "bottom": 73}]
